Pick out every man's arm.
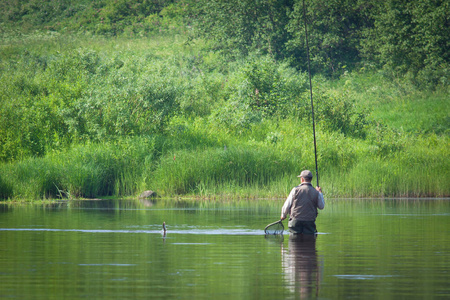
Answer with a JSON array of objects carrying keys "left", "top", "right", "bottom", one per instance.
[
  {"left": 281, "top": 188, "right": 295, "bottom": 220},
  {"left": 316, "top": 186, "right": 325, "bottom": 210}
]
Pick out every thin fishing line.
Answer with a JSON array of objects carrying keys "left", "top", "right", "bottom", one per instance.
[{"left": 302, "top": 0, "right": 319, "bottom": 187}]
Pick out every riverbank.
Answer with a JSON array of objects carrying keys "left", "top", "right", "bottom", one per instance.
[
  {"left": 1, "top": 124, "right": 448, "bottom": 200},
  {"left": 0, "top": 34, "right": 448, "bottom": 200}
]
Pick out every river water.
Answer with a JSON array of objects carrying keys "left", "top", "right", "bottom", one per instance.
[{"left": 1, "top": 198, "right": 449, "bottom": 299}]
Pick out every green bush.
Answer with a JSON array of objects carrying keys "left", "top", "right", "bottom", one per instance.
[
  {"left": 210, "top": 55, "right": 309, "bottom": 132},
  {"left": 0, "top": 46, "right": 189, "bottom": 161}
]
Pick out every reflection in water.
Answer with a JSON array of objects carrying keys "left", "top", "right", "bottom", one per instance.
[
  {"left": 1, "top": 199, "right": 449, "bottom": 299},
  {"left": 282, "top": 235, "right": 320, "bottom": 299},
  {"left": 264, "top": 234, "right": 284, "bottom": 248},
  {"left": 139, "top": 199, "right": 155, "bottom": 207}
]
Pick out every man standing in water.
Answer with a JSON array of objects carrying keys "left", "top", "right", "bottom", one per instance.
[{"left": 281, "top": 170, "right": 325, "bottom": 234}]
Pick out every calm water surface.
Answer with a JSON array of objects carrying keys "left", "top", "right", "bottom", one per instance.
[{"left": 1, "top": 198, "right": 449, "bottom": 299}]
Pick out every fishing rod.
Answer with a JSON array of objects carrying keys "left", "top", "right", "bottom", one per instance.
[{"left": 302, "top": 0, "right": 319, "bottom": 187}]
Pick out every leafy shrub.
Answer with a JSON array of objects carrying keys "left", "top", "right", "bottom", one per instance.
[
  {"left": 313, "top": 87, "right": 369, "bottom": 138},
  {"left": 211, "top": 55, "right": 308, "bottom": 132},
  {"left": 0, "top": 47, "right": 187, "bottom": 161}
]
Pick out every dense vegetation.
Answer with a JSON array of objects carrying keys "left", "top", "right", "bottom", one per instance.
[{"left": 0, "top": 0, "right": 448, "bottom": 200}]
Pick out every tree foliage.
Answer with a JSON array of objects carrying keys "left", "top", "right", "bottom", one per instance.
[
  {"left": 187, "top": 0, "right": 294, "bottom": 59},
  {"left": 0, "top": 0, "right": 178, "bottom": 35},
  {"left": 286, "top": 0, "right": 374, "bottom": 76},
  {"left": 186, "top": 0, "right": 448, "bottom": 83},
  {"left": 361, "top": 0, "right": 449, "bottom": 87},
  {"left": 1, "top": 0, "right": 447, "bottom": 86}
]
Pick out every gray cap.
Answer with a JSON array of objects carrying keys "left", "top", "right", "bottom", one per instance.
[{"left": 297, "top": 170, "right": 313, "bottom": 179}]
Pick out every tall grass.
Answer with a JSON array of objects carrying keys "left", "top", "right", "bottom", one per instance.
[
  {"left": 149, "top": 145, "right": 296, "bottom": 196},
  {"left": 2, "top": 115, "right": 447, "bottom": 200},
  {"left": 0, "top": 137, "right": 156, "bottom": 200}
]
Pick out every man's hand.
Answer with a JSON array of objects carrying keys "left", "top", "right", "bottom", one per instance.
[
  {"left": 315, "top": 186, "right": 322, "bottom": 193},
  {"left": 280, "top": 215, "right": 286, "bottom": 221}
]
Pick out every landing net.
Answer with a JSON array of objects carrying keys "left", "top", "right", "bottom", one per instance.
[{"left": 264, "top": 220, "right": 284, "bottom": 235}]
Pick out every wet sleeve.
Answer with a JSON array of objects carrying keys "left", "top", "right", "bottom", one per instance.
[{"left": 317, "top": 192, "right": 325, "bottom": 210}]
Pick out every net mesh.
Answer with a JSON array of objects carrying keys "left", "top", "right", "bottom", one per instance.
[{"left": 264, "top": 220, "right": 284, "bottom": 235}]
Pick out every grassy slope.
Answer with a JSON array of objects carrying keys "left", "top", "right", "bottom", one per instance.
[
  {"left": 322, "top": 73, "right": 449, "bottom": 197},
  {"left": 0, "top": 34, "right": 448, "bottom": 200}
]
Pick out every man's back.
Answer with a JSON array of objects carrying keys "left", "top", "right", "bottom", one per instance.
[{"left": 290, "top": 183, "right": 320, "bottom": 221}]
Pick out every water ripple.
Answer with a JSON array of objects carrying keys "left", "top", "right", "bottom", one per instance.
[
  {"left": 333, "top": 274, "right": 399, "bottom": 280},
  {"left": 0, "top": 227, "right": 268, "bottom": 235}
]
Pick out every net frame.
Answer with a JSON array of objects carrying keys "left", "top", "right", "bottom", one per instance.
[{"left": 264, "top": 220, "right": 284, "bottom": 235}]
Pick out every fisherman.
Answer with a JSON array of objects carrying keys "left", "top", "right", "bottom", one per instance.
[{"left": 280, "top": 170, "right": 325, "bottom": 235}]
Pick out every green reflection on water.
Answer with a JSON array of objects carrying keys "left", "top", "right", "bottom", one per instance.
[{"left": 1, "top": 199, "right": 449, "bottom": 299}]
